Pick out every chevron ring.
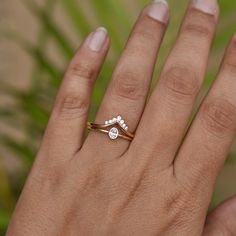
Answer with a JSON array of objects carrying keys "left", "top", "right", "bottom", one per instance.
[{"left": 87, "top": 115, "right": 134, "bottom": 141}]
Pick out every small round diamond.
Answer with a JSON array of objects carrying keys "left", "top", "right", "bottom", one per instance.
[
  {"left": 105, "top": 121, "right": 109, "bottom": 125},
  {"left": 120, "top": 120, "right": 124, "bottom": 125},
  {"left": 108, "top": 127, "right": 119, "bottom": 140},
  {"left": 117, "top": 115, "right": 121, "bottom": 121},
  {"left": 109, "top": 120, "right": 113, "bottom": 124},
  {"left": 122, "top": 123, "right": 126, "bottom": 128},
  {"left": 112, "top": 117, "right": 117, "bottom": 122},
  {"left": 125, "top": 126, "right": 128, "bottom": 131}
]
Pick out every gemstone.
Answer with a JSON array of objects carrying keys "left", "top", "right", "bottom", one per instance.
[
  {"left": 109, "top": 120, "right": 113, "bottom": 124},
  {"left": 120, "top": 120, "right": 124, "bottom": 125},
  {"left": 112, "top": 117, "right": 117, "bottom": 122},
  {"left": 105, "top": 121, "right": 109, "bottom": 125},
  {"left": 108, "top": 127, "right": 119, "bottom": 140},
  {"left": 117, "top": 115, "right": 121, "bottom": 121},
  {"left": 122, "top": 124, "right": 126, "bottom": 128},
  {"left": 125, "top": 126, "right": 128, "bottom": 131}
]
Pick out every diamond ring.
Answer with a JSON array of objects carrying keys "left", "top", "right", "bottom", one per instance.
[{"left": 87, "top": 115, "right": 134, "bottom": 141}]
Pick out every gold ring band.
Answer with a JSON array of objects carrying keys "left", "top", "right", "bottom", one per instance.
[
  {"left": 87, "top": 115, "right": 134, "bottom": 141},
  {"left": 87, "top": 124, "right": 133, "bottom": 141}
]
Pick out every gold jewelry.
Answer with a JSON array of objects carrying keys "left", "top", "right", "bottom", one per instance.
[{"left": 87, "top": 115, "right": 134, "bottom": 141}]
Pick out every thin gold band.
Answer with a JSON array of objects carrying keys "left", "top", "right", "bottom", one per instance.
[
  {"left": 87, "top": 124, "right": 133, "bottom": 141},
  {"left": 87, "top": 116, "right": 134, "bottom": 141},
  {"left": 87, "top": 122, "right": 134, "bottom": 139}
]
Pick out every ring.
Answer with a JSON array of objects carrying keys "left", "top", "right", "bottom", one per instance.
[{"left": 87, "top": 115, "right": 134, "bottom": 141}]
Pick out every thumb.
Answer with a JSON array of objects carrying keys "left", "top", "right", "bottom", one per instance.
[{"left": 203, "top": 196, "right": 236, "bottom": 236}]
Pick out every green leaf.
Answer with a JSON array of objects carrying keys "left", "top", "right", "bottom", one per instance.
[
  {"left": 3, "top": 31, "right": 62, "bottom": 84},
  {"left": 0, "top": 160, "right": 15, "bottom": 211},
  {"left": 90, "top": 0, "right": 125, "bottom": 53},
  {"left": 0, "top": 136, "right": 35, "bottom": 164},
  {"left": 23, "top": 0, "right": 74, "bottom": 60},
  {"left": 31, "top": 0, "right": 58, "bottom": 87},
  {"left": 0, "top": 210, "right": 10, "bottom": 234},
  {"left": 61, "top": 0, "right": 92, "bottom": 38}
]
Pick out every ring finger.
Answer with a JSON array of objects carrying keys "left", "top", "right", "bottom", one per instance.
[{"left": 83, "top": 0, "right": 170, "bottom": 158}]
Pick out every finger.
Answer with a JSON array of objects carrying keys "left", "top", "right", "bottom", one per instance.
[
  {"left": 175, "top": 34, "right": 236, "bottom": 191},
  {"left": 130, "top": 0, "right": 219, "bottom": 171},
  {"left": 38, "top": 27, "right": 109, "bottom": 161},
  {"left": 83, "top": 0, "right": 169, "bottom": 157},
  {"left": 203, "top": 196, "right": 236, "bottom": 235}
]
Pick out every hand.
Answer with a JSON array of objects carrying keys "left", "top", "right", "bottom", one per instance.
[{"left": 7, "top": 0, "right": 236, "bottom": 235}]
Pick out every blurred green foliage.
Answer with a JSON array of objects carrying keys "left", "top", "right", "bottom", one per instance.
[{"left": 0, "top": 0, "right": 236, "bottom": 234}]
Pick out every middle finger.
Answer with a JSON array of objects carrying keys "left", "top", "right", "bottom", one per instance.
[{"left": 130, "top": 0, "right": 219, "bottom": 171}]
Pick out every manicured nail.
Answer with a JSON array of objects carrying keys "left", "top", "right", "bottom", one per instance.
[
  {"left": 192, "top": 0, "right": 218, "bottom": 15},
  {"left": 147, "top": 0, "right": 169, "bottom": 23},
  {"left": 88, "top": 27, "right": 107, "bottom": 52}
]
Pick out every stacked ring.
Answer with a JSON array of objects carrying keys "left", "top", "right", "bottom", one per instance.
[{"left": 87, "top": 115, "right": 134, "bottom": 141}]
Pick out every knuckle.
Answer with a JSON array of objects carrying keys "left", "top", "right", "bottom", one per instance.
[
  {"left": 183, "top": 8, "right": 215, "bottom": 38},
  {"left": 162, "top": 65, "right": 199, "bottom": 103},
  {"left": 164, "top": 186, "right": 200, "bottom": 231},
  {"left": 202, "top": 98, "right": 236, "bottom": 136},
  {"left": 183, "top": 23, "right": 211, "bottom": 38},
  {"left": 71, "top": 61, "right": 96, "bottom": 80},
  {"left": 79, "top": 169, "right": 102, "bottom": 193},
  {"left": 112, "top": 70, "right": 146, "bottom": 101},
  {"left": 132, "top": 24, "right": 159, "bottom": 43},
  {"left": 56, "top": 94, "right": 89, "bottom": 120},
  {"left": 165, "top": 187, "right": 194, "bottom": 214}
]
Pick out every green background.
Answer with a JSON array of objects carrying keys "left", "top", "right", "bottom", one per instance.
[{"left": 0, "top": 0, "right": 236, "bottom": 234}]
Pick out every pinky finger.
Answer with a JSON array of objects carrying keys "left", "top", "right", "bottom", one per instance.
[{"left": 39, "top": 27, "right": 109, "bottom": 160}]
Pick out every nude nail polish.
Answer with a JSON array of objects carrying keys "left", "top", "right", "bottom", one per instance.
[
  {"left": 148, "top": 0, "right": 169, "bottom": 23},
  {"left": 88, "top": 27, "right": 107, "bottom": 52},
  {"left": 192, "top": 0, "right": 218, "bottom": 15}
]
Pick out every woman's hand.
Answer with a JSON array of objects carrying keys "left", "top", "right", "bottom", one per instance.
[{"left": 7, "top": 0, "right": 236, "bottom": 235}]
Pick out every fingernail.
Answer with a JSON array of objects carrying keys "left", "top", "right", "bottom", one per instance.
[
  {"left": 88, "top": 27, "right": 107, "bottom": 52},
  {"left": 192, "top": 0, "right": 218, "bottom": 15},
  {"left": 147, "top": 0, "right": 169, "bottom": 23}
]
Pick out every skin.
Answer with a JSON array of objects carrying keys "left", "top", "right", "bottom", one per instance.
[{"left": 7, "top": 1, "right": 236, "bottom": 236}]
